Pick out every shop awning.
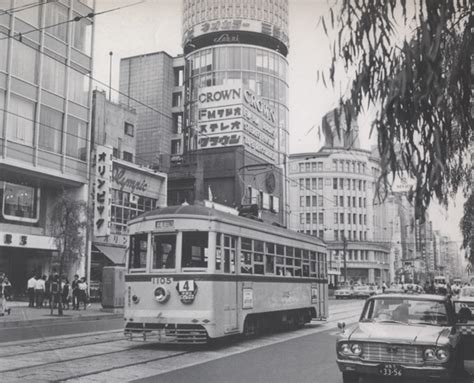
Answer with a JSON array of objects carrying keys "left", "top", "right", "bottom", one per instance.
[{"left": 94, "top": 245, "right": 126, "bottom": 265}]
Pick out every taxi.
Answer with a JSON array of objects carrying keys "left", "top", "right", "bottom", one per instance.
[{"left": 336, "top": 293, "right": 469, "bottom": 382}]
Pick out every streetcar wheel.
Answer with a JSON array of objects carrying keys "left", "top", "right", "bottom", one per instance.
[{"left": 342, "top": 371, "right": 360, "bottom": 383}]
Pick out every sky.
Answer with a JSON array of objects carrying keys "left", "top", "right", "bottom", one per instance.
[{"left": 92, "top": 0, "right": 465, "bottom": 244}]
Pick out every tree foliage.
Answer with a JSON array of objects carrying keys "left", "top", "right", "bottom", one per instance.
[
  {"left": 49, "top": 190, "right": 91, "bottom": 315},
  {"left": 460, "top": 194, "right": 474, "bottom": 264},
  {"left": 322, "top": 0, "right": 473, "bottom": 221}
]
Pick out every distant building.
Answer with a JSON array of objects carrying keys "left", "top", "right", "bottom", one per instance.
[
  {"left": 119, "top": 52, "right": 185, "bottom": 172},
  {"left": 0, "top": 0, "right": 94, "bottom": 294},
  {"left": 90, "top": 90, "right": 167, "bottom": 282},
  {"left": 289, "top": 110, "right": 390, "bottom": 285}
]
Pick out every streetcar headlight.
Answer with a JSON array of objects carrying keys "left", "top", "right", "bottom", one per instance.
[
  {"left": 340, "top": 343, "right": 351, "bottom": 355},
  {"left": 424, "top": 348, "right": 436, "bottom": 360},
  {"left": 436, "top": 348, "right": 449, "bottom": 361},
  {"left": 351, "top": 343, "right": 362, "bottom": 356},
  {"left": 154, "top": 287, "right": 170, "bottom": 303},
  {"left": 132, "top": 295, "right": 140, "bottom": 304}
]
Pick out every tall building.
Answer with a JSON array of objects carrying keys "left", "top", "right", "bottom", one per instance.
[
  {"left": 119, "top": 52, "right": 185, "bottom": 172},
  {"left": 288, "top": 110, "right": 390, "bottom": 285},
  {"left": 168, "top": 0, "right": 290, "bottom": 225},
  {"left": 0, "top": 0, "right": 94, "bottom": 294}
]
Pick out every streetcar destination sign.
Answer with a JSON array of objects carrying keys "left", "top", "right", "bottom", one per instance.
[{"left": 155, "top": 220, "right": 174, "bottom": 230}]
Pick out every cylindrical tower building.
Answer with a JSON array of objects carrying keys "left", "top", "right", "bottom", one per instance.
[{"left": 179, "top": 0, "right": 290, "bottom": 224}]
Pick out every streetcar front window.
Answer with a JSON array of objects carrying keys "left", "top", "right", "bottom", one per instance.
[
  {"left": 129, "top": 234, "right": 147, "bottom": 270},
  {"left": 182, "top": 231, "right": 208, "bottom": 269},
  {"left": 152, "top": 235, "right": 176, "bottom": 270}
]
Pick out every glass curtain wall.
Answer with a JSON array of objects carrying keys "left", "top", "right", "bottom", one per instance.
[{"left": 185, "top": 45, "right": 289, "bottom": 165}]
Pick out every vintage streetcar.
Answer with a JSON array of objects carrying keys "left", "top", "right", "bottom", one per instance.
[{"left": 124, "top": 203, "right": 328, "bottom": 344}]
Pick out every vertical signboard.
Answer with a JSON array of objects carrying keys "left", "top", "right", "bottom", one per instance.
[{"left": 94, "top": 146, "right": 112, "bottom": 237}]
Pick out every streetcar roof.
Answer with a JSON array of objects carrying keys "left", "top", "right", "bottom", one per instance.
[{"left": 129, "top": 203, "right": 327, "bottom": 247}]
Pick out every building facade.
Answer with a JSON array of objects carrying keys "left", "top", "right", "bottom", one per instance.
[
  {"left": 167, "top": 0, "right": 290, "bottom": 225},
  {"left": 0, "top": 0, "right": 94, "bottom": 295},
  {"left": 90, "top": 90, "right": 167, "bottom": 282},
  {"left": 289, "top": 110, "right": 390, "bottom": 285},
  {"left": 119, "top": 52, "right": 185, "bottom": 172}
]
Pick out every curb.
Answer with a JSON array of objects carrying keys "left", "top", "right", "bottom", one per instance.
[{"left": 0, "top": 312, "right": 123, "bottom": 329}]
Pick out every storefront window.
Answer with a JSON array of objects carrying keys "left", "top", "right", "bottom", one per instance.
[
  {"left": 2, "top": 182, "right": 39, "bottom": 223},
  {"left": 42, "top": 55, "right": 65, "bottom": 96},
  {"left": 7, "top": 94, "right": 35, "bottom": 146},
  {"left": 12, "top": 40, "right": 37, "bottom": 84},
  {"left": 39, "top": 106, "right": 63, "bottom": 153},
  {"left": 66, "top": 116, "right": 87, "bottom": 160}
]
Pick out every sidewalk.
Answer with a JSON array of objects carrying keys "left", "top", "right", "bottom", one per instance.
[{"left": 0, "top": 301, "right": 123, "bottom": 328}]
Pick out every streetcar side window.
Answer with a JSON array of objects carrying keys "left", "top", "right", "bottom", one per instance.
[
  {"left": 152, "top": 235, "right": 176, "bottom": 270},
  {"left": 265, "top": 243, "right": 275, "bottom": 274},
  {"left": 241, "top": 237, "right": 253, "bottom": 274},
  {"left": 216, "top": 234, "right": 236, "bottom": 273},
  {"left": 129, "top": 234, "right": 147, "bottom": 270},
  {"left": 254, "top": 240, "right": 264, "bottom": 275},
  {"left": 182, "top": 231, "right": 208, "bottom": 268}
]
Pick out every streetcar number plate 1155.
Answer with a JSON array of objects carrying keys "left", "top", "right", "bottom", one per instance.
[{"left": 378, "top": 364, "right": 403, "bottom": 377}]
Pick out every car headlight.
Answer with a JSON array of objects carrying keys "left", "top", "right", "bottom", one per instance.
[
  {"left": 351, "top": 344, "right": 362, "bottom": 356},
  {"left": 424, "top": 348, "right": 436, "bottom": 360},
  {"left": 436, "top": 348, "right": 449, "bottom": 361},
  {"left": 132, "top": 295, "right": 140, "bottom": 304},
  {"left": 340, "top": 343, "right": 351, "bottom": 355}
]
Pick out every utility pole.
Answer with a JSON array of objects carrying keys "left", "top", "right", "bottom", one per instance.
[{"left": 343, "top": 234, "right": 348, "bottom": 283}]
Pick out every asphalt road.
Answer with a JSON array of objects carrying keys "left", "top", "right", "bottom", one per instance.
[
  {"left": 133, "top": 327, "right": 474, "bottom": 383},
  {"left": 0, "top": 317, "right": 124, "bottom": 343}
]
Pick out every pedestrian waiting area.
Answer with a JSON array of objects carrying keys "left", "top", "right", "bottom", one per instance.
[{"left": 0, "top": 301, "right": 122, "bottom": 328}]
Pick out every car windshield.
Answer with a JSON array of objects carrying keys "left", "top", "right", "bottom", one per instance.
[
  {"left": 361, "top": 297, "right": 449, "bottom": 326},
  {"left": 460, "top": 287, "right": 474, "bottom": 298}
]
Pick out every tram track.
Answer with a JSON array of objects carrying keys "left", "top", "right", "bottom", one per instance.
[{"left": 0, "top": 330, "right": 124, "bottom": 359}]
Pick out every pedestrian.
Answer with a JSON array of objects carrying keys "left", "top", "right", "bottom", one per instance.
[
  {"left": 2, "top": 276, "right": 12, "bottom": 301},
  {"left": 71, "top": 274, "right": 80, "bottom": 310},
  {"left": 50, "top": 274, "right": 60, "bottom": 309},
  {"left": 62, "top": 278, "right": 70, "bottom": 310},
  {"left": 78, "top": 277, "right": 89, "bottom": 310},
  {"left": 27, "top": 275, "right": 36, "bottom": 307},
  {"left": 382, "top": 281, "right": 387, "bottom": 293},
  {"left": 34, "top": 275, "right": 46, "bottom": 308}
]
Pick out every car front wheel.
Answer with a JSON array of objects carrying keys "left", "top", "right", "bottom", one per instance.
[{"left": 342, "top": 371, "right": 360, "bottom": 383}]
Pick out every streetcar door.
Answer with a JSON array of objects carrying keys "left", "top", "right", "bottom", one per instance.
[{"left": 221, "top": 235, "right": 238, "bottom": 333}]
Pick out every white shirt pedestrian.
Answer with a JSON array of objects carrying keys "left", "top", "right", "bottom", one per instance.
[
  {"left": 27, "top": 277, "right": 36, "bottom": 289},
  {"left": 35, "top": 278, "right": 45, "bottom": 291}
]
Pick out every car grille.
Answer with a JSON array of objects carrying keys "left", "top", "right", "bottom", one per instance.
[{"left": 361, "top": 343, "right": 423, "bottom": 365}]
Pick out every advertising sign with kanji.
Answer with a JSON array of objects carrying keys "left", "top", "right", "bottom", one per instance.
[{"left": 94, "top": 145, "right": 112, "bottom": 237}]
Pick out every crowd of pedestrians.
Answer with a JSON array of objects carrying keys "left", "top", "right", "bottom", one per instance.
[{"left": 27, "top": 273, "right": 90, "bottom": 310}]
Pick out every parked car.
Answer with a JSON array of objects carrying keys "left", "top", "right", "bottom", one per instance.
[
  {"left": 336, "top": 293, "right": 468, "bottom": 382},
  {"left": 352, "top": 285, "right": 376, "bottom": 299},
  {"left": 335, "top": 287, "right": 353, "bottom": 299}
]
